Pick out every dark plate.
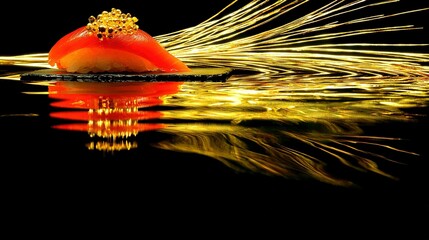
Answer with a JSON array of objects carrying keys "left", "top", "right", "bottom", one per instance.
[{"left": 20, "top": 67, "right": 233, "bottom": 82}]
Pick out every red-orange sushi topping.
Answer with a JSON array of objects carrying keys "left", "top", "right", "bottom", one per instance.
[{"left": 48, "top": 8, "right": 190, "bottom": 73}]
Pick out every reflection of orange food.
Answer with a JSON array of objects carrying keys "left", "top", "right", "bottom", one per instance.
[
  {"left": 48, "top": 8, "right": 190, "bottom": 73},
  {"left": 48, "top": 81, "right": 182, "bottom": 109},
  {"left": 48, "top": 81, "right": 183, "bottom": 137}
]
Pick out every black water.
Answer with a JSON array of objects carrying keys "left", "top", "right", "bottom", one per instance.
[
  {"left": 1, "top": 70, "right": 428, "bottom": 237},
  {"left": 1, "top": 0, "right": 429, "bottom": 236}
]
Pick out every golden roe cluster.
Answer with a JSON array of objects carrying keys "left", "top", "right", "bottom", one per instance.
[{"left": 86, "top": 8, "right": 139, "bottom": 40}]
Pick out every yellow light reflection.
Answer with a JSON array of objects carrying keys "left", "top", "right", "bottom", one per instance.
[
  {"left": 1, "top": 0, "right": 427, "bottom": 186},
  {"left": 47, "top": 81, "right": 183, "bottom": 152}
]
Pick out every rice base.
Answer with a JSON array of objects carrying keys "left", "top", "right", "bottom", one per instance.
[{"left": 58, "top": 48, "right": 159, "bottom": 73}]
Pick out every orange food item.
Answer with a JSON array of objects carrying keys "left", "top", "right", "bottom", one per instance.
[{"left": 48, "top": 8, "right": 190, "bottom": 73}]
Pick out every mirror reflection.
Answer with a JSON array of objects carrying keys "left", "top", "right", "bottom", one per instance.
[
  {"left": 25, "top": 71, "right": 425, "bottom": 187},
  {"left": 48, "top": 81, "right": 183, "bottom": 151}
]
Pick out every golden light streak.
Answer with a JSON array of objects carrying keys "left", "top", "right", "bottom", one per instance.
[
  {"left": 0, "top": 0, "right": 428, "bottom": 77},
  {"left": 1, "top": 0, "right": 428, "bottom": 186},
  {"left": 157, "top": 0, "right": 429, "bottom": 76}
]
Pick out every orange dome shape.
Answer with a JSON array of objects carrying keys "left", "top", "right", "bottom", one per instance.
[{"left": 48, "top": 8, "right": 190, "bottom": 73}]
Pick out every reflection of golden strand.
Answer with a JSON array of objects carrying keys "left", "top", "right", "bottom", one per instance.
[
  {"left": 86, "top": 96, "right": 140, "bottom": 151},
  {"left": 156, "top": 122, "right": 418, "bottom": 187},
  {"left": 87, "top": 119, "right": 139, "bottom": 138},
  {"left": 156, "top": 73, "right": 425, "bottom": 186},
  {"left": 86, "top": 116, "right": 140, "bottom": 151},
  {"left": 87, "top": 97, "right": 140, "bottom": 139},
  {"left": 87, "top": 140, "right": 138, "bottom": 152},
  {"left": 1, "top": 0, "right": 429, "bottom": 76},
  {"left": 164, "top": 75, "right": 429, "bottom": 123}
]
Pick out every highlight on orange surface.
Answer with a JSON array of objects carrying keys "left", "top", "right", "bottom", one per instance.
[
  {"left": 48, "top": 8, "right": 190, "bottom": 74},
  {"left": 48, "top": 81, "right": 183, "bottom": 151}
]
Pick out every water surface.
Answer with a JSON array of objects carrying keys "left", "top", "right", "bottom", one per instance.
[{"left": 1, "top": 67, "right": 428, "bottom": 232}]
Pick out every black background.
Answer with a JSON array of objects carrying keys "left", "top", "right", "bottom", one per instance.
[
  {"left": 1, "top": 0, "right": 428, "bottom": 236},
  {"left": 1, "top": 0, "right": 428, "bottom": 55},
  {"left": 1, "top": 0, "right": 233, "bottom": 54}
]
